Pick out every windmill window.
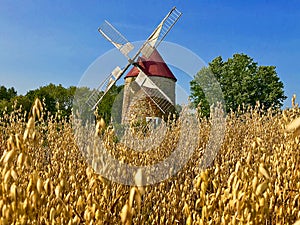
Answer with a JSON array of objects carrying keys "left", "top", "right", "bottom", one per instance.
[{"left": 146, "top": 117, "right": 161, "bottom": 128}]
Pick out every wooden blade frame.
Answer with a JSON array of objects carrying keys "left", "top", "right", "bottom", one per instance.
[
  {"left": 98, "top": 20, "right": 134, "bottom": 58},
  {"left": 86, "top": 64, "right": 128, "bottom": 110},
  {"left": 140, "top": 7, "right": 182, "bottom": 58}
]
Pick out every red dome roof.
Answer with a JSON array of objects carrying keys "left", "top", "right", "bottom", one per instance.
[{"left": 125, "top": 49, "right": 177, "bottom": 81}]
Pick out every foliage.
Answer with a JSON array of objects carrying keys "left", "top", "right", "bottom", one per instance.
[
  {"left": 0, "top": 83, "right": 124, "bottom": 123},
  {"left": 97, "top": 84, "right": 124, "bottom": 124},
  {"left": 190, "top": 67, "right": 224, "bottom": 117},
  {"left": 0, "top": 84, "right": 76, "bottom": 118},
  {"left": 190, "top": 54, "right": 287, "bottom": 116},
  {"left": 0, "top": 86, "right": 17, "bottom": 101},
  {"left": 0, "top": 86, "right": 18, "bottom": 114},
  {"left": 25, "top": 83, "right": 76, "bottom": 118}
]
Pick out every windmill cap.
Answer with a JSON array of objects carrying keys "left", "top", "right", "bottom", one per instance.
[{"left": 125, "top": 49, "right": 177, "bottom": 82}]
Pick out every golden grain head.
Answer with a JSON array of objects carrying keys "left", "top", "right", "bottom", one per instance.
[
  {"left": 49, "top": 207, "right": 56, "bottom": 221},
  {"left": 186, "top": 214, "right": 192, "bottom": 225},
  {"left": 286, "top": 117, "right": 300, "bottom": 133},
  {"left": 3, "top": 149, "right": 17, "bottom": 166},
  {"left": 120, "top": 203, "right": 131, "bottom": 224},
  {"left": 256, "top": 181, "right": 268, "bottom": 196},
  {"left": 10, "top": 183, "right": 17, "bottom": 200},
  {"left": 258, "top": 164, "right": 270, "bottom": 180},
  {"left": 292, "top": 94, "right": 297, "bottom": 107}
]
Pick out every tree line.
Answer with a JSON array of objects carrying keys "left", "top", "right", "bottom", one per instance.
[
  {"left": 1, "top": 53, "right": 287, "bottom": 120},
  {"left": 0, "top": 83, "right": 122, "bottom": 124},
  {"left": 190, "top": 53, "right": 287, "bottom": 116},
  {"left": 0, "top": 84, "right": 76, "bottom": 117}
]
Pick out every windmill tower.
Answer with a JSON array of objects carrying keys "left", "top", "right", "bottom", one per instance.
[
  {"left": 86, "top": 7, "right": 182, "bottom": 125},
  {"left": 122, "top": 49, "right": 177, "bottom": 124}
]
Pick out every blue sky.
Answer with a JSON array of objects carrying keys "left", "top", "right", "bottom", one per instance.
[{"left": 1, "top": 0, "right": 299, "bottom": 107}]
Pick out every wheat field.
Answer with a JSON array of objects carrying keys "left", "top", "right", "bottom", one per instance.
[{"left": 0, "top": 98, "right": 300, "bottom": 225}]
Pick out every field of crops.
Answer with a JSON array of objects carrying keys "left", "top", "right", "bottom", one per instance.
[{"left": 1, "top": 98, "right": 300, "bottom": 225}]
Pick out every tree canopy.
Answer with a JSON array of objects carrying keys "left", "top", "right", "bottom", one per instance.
[
  {"left": 0, "top": 84, "right": 76, "bottom": 117},
  {"left": 0, "top": 86, "right": 17, "bottom": 101},
  {"left": 190, "top": 53, "right": 287, "bottom": 116},
  {"left": 0, "top": 83, "right": 123, "bottom": 123},
  {"left": 99, "top": 85, "right": 124, "bottom": 124},
  {"left": 26, "top": 84, "right": 76, "bottom": 117}
]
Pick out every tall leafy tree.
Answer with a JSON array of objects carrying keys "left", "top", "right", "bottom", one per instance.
[
  {"left": 0, "top": 86, "right": 18, "bottom": 114},
  {"left": 97, "top": 84, "right": 124, "bottom": 124},
  {"left": 190, "top": 54, "right": 287, "bottom": 116},
  {"left": 0, "top": 86, "right": 17, "bottom": 100},
  {"left": 25, "top": 83, "right": 76, "bottom": 117}
]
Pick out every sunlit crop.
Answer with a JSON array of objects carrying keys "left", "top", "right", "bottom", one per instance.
[{"left": 1, "top": 97, "right": 300, "bottom": 224}]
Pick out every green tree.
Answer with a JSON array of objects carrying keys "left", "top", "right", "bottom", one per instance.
[
  {"left": 11, "top": 95, "right": 32, "bottom": 113},
  {"left": 97, "top": 84, "right": 124, "bottom": 124},
  {"left": 190, "top": 67, "right": 223, "bottom": 117},
  {"left": 0, "top": 83, "right": 124, "bottom": 122},
  {"left": 190, "top": 54, "right": 287, "bottom": 115},
  {"left": 0, "top": 86, "right": 17, "bottom": 100},
  {"left": 72, "top": 86, "right": 95, "bottom": 124},
  {"left": 25, "top": 83, "right": 76, "bottom": 117},
  {"left": 0, "top": 86, "right": 18, "bottom": 114}
]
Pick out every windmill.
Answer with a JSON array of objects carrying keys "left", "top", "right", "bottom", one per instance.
[{"left": 86, "top": 7, "right": 182, "bottom": 124}]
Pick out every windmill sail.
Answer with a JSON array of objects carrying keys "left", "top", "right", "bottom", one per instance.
[
  {"left": 135, "top": 71, "right": 174, "bottom": 114},
  {"left": 99, "top": 7, "right": 182, "bottom": 63},
  {"left": 140, "top": 7, "right": 182, "bottom": 58},
  {"left": 86, "top": 65, "right": 125, "bottom": 110},
  {"left": 98, "top": 20, "right": 134, "bottom": 58}
]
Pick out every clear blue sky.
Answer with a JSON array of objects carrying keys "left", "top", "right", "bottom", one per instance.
[{"left": 1, "top": 0, "right": 299, "bottom": 107}]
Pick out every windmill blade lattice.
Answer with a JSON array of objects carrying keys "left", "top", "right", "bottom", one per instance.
[
  {"left": 86, "top": 66, "right": 124, "bottom": 110},
  {"left": 98, "top": 20, "right": 134, "bottom": 58},
  {"left": 135, "top": 71, "right": 174, "bottom": 114},
  {"left": 140, "top": 7, "right": 182, "bottom": 58}
]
